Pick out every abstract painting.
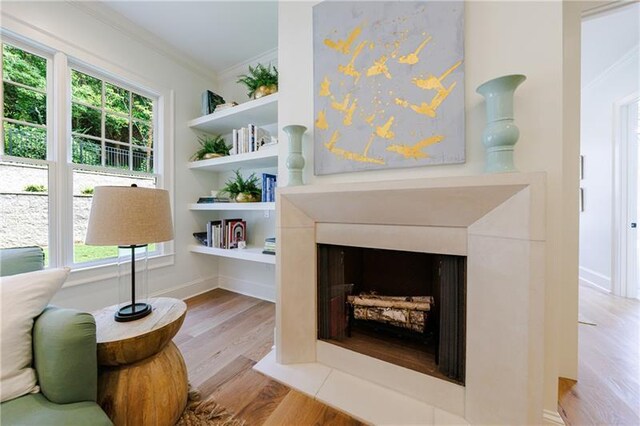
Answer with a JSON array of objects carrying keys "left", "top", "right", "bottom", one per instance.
[{"left": 313, "top": 1, "right": 465, "bottom": 175}]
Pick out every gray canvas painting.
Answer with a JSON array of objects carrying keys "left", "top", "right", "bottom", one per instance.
[{"left": 313, "top": 1, "right": 465, "bottom": 175}]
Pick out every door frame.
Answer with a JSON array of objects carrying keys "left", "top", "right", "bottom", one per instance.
[{"left": 612, "top": 92, "right": 639, "bottom": 298}]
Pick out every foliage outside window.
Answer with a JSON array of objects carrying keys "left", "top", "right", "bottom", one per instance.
[
  {"left": 71, "top": 69, "right": 154, "bottom": 173},
  {"left": 2, "top": 44, "right": 48, "bottom": 160}
]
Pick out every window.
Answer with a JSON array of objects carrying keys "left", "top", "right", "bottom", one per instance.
[
  {"left": 69, "top": 68, "right": 158, "bottom": 264},
  {"left": 0, "top": 38, "right": 168, "bottom": 271},
  {"left": 1, "top": 43, "right": 51, "bottom": 266}
]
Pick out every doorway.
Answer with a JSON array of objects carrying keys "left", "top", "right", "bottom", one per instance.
[{"left": 579, "top": 3, "right": 639, "bottom": 298}]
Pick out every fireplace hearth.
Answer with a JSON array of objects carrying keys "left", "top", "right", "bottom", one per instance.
[{"left": 317, "top": 244, "right": 466, "bottom": 384}]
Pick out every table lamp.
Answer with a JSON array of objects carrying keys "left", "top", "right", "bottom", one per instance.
[{"left": 85, "top": 185, "right": 173, "bottom": 322}]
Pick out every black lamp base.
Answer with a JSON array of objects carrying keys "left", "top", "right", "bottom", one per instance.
[{"left": 114, "top": 302, "right": 152, "bottom": 322}]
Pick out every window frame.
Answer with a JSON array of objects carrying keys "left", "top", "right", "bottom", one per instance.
[{"left": 0, "top": 33, "right": 175, "bottom": 281}]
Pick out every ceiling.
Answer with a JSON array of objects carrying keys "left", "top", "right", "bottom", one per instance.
[
  {"left": 101, "top": 1, "right": 278, "bottom": 74},
  {"left": 582, "top": 2, "right": 639, "bottom": 87}
]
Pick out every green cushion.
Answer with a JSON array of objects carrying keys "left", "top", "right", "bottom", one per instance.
[
  {"left": 0, "top": 393, "right": 112, "bottom": 426},
  {"left": 33, "top": 307, "right": 98, "bottom": 403},
  {"left": 0, "top": 246, "right": 44, "bottom": 277}
]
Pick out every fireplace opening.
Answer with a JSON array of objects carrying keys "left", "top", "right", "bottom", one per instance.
[{"left": 317, "top": 244, "right": 466, "bottom": 385}]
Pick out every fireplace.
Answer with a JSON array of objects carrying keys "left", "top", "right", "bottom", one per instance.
[
  {"left": 255, "top": 174, "right": 546, "bottom": 425},
  {"left": 317, "top": 244, "right": 466, "bottom": 384}
]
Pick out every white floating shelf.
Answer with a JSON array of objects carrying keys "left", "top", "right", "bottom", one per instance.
[
  {"left": 189, "top": 202, "right": 275, "bottom": 211},
  {"left": 188, "top": 148, "right": 278, "bottom": 172},
  {"left": 189, "top": 244, "right": 275, "bottom": 265},
  {"left": 188, "top": 94, "right": 278, "bottom": 135}
]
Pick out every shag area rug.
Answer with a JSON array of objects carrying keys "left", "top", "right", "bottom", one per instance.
[{"left": 176, "top": 388, "right": 245, "bottom": 426}]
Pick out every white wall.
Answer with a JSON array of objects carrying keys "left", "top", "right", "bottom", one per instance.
[
  {"left": 277, "top": 0, "right": 579, "bottom": 416},
  {"left": 579, "top": 4, "right": 640, "bottom": 292},
  {"left": 1, "top": 1, "right": 221, "bottom": 310}
]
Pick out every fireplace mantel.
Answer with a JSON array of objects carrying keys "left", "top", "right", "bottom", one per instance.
[{"left": 258, "top": 173, "right": 546, "bottom": 425}]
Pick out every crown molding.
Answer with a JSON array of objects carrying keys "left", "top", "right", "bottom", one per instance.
[
  {"left": 217, "top": 47, "right": 278, "bottom": 83},
  {"left": 582, "top": 45, "right": 639, "bottom": 91},
  {"left": 582, "top": 0, "right": 638, "bottom": 20},
  {"left": 67, "top": 1, "right": 217, "bottom": 83}
]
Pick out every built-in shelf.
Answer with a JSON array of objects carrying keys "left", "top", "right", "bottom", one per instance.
[
  {"left": 187, "top": 93, "right": 278, "bottom": 135},
  {"left": 189, "top": 244, "right": 275, "bottom": 265},
  {"left": 188, "top": 148, "right": 278, "bottom": 172},
  {"left": 189, "top": 202, "right": 275, "bottom": 211}
]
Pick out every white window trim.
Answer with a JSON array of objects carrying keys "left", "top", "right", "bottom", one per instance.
[{"left": 1, "top": 29, "right": 176, "bottom": 285}]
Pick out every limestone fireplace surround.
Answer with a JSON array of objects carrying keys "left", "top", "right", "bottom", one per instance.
[{"left": 255, "top": 173, "right": 546, "bottom": 425}]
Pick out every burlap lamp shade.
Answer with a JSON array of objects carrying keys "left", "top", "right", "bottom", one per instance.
[{"left": 85, "top": 186, "right": 173, "bottom": 246}]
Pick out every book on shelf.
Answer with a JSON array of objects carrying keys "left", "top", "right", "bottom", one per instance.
[
  {"left": 193, "top": 232, "right": 207, "bottom": 246},
  {"left": 231, "top": 124, "right": 272, "bottom": 156},
  {"left": 205, "top": 218, "right": 246, "bottom": 249},
  {"left": 227, "top": 220, "right": 246, "bottom": 249},
  {"left": 261, "top": 173, "right": 277, "bottom": 203},
  {"left": 262, "top": 237, "right": 276, "bottom": 255},
  {"left": 214, "top": 102, "right": 238, "bottom": 112},
  {"left": 201, "top": 90, "right": 225, "bottom": 116},
  {"left": 197, "top": 196, "right": 231, "bottom": 203}
]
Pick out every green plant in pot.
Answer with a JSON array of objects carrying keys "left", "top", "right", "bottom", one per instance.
[
  {"left": 236, "top": 63, "right": 278, "bottom": 99},
  {"left": 190, "top": 135, "right": 230, "bottom": 161},
  {"left": 221, "top": 170, "right": 262, "bottom": 202}
]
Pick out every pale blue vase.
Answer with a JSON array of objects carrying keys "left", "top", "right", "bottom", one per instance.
[
  {"left": 283, "top": 125, "right": 307, "bottom": 186},
  {"left": 476, "top": 74, "right": 526, "bottom": 173}
]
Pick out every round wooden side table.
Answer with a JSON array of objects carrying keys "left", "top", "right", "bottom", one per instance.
[{"left": 93, "top": 297, "right": 188, "bottom": 426}]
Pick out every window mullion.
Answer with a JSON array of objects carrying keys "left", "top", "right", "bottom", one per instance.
[
  {"left": 101, "top": 81, "right": 106, "bottom": 167},
  {"left": 0, "top": 44, "right": 4, "bottom": 157},
  {"left": 51, "top": 51, "right": 73, "bottom": 268},
  {"left": 129, "top": 91, "right": 133, "bottom": 171}
]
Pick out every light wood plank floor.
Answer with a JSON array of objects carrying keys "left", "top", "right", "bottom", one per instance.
[
  {"left": 176, "top": 289, "right": 364, "bottom": 426},
  {"left": 178, "top": 287, "right": 640, "bottom": 425},
  {"left": 558, "top": 285, "right": 640, "bottom": 425}
]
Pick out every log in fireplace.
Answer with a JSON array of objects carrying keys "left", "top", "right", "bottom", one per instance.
[{"left": 317, "top": 244, "right": 466, "bottom": 385}]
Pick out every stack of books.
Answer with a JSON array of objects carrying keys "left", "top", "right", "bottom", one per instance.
[
  {"left": 231, "top": 124, "right": 271, "bottom": 155},
  {"left": 261, "top": 174, "right": 277, "bottom": 202},
  {"left": 197, "top": 196, "right": 231, "bottom": 203},
  {"left": 262, "top": 237, "right": 276, "bottom": 255},
  {"left": 205, "top": 218, "right": 247, "bottom": 249}
]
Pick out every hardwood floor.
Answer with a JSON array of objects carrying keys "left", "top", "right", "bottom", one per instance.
[
  {"left": 558, "top": 285, "right": 640, "bottom": 425},
  {"left": 178, "top": 286, "right": 640, "bottom": 425},
  {"left": 176, "top": 289, "right": 364, "bottom": 426}
]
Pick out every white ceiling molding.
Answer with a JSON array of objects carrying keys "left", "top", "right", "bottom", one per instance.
[
  {"left": 582, "top": 45, "right": 639, "bottom": 91},
  {"left": 67, "top": 1, "right": 217, "bottom": 83},
  {"left": 216, "top": 47, "right": 279, "bottom": 84},
  {"left": 582, "top": 0, "right": 638, "bottom": 20}
]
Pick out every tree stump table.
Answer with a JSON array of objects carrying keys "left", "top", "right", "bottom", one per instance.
[{"left": 93, "top": 297, "right": 188, "bottom": 426}]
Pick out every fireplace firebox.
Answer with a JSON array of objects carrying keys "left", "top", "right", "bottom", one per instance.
[{"left": 317, "top": 244, "right": 466, "bottom": 385}]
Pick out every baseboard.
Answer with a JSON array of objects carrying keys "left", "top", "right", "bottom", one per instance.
[
  {"left": 542, "top": 409, "right": 565, "bottom": 425},
  {"left": 578, "top": 266, "right": 611, "bottom": 293},
  {"left": 151, "top": 276, "right": 219, "bottom": 300},
  {"left": 218, "top": 275, "right": 275, "bottom": 302}
]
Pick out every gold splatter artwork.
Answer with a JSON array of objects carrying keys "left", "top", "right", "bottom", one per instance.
[
  {"left": 398, "top": 36, "right": 432, "bottom": 65},
  {"left": 314, "top": 1, "right": 465, "bottom": 173},
  {"left": 324, "top": 25, "right": 362, "bottom": 55},
  {"left": 319, "top": 77, "right": 332, "bottom": 97},
  {"left": 386, "top": 135, "right": 444, "bottom": 159},
  {"left": 316, "top": 110, "right": 329, "bottom": 130}
]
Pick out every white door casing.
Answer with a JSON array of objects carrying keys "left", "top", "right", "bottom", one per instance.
[{"left": 612, "top": 93, "right": 639, "bottom": 298}]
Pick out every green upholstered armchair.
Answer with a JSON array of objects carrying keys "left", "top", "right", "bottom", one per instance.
[{"left": 0, "top": 247, "right": 112, "bottom": 426}]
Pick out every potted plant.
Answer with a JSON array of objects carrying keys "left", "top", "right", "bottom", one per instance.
[
  {"left": 236, "top": 63, "right": 278, "bottom": 99},
  {"left": 220, "top": 170, "right": 262, "bottom": 202},
  {"left": 190, "top": 135, "right": 230, "bottom": 161}
]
